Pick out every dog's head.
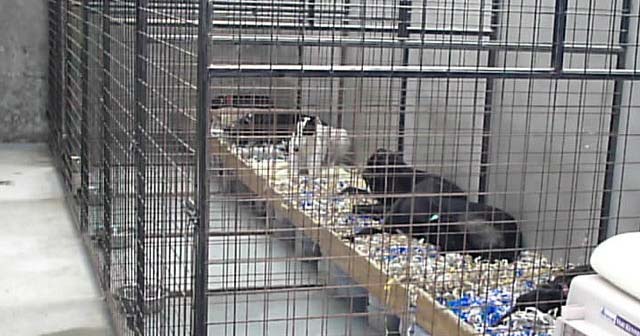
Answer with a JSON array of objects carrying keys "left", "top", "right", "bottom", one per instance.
[
  {"left": 364, "top": 148, "right": 408, "bottom": 178},
  {"left": 366, "top": 148, "right": 406, "bottom": 168},
  {"left": 361, "top": 148, "right": 410, "bottom": 193},
  {"left": 297, "top": 116, "right": 318, "bottom": 136}
]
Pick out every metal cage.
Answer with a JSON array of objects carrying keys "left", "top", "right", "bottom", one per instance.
[{"left": 46, "top": 0, "right": 640, "bottom": 335}]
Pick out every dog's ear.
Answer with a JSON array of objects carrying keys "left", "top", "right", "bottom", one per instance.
[{"left": 299, "top": 116, "right": 316, "bottom": 136}]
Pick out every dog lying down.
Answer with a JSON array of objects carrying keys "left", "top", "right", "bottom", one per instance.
[
  {"left": 346, "top": 149, "right": 523, "bottom": 262},
  {"left": 497, "top": 264, "right": 594, "bottom": 323}
]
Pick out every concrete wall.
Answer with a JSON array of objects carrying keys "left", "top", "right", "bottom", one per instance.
[{"left": 0, "top": 1, "right": 49, "bottom": 142}]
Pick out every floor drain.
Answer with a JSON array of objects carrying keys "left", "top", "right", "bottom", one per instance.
[{"left": 0, "top": 180, "right": 13, "bottom": 186}]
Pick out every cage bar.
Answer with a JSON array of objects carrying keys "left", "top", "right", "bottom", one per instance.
[
  {"left": 599, "top": 0, "right": 632, "bottom": 243},
  {"left": 193, "top": 0, "right": 212, "bottom": 333},
  {"left": 208, "top": 64, "right": 640, "bottom": 79}
]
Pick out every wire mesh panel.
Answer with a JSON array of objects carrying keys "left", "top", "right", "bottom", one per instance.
[
  {"left": 100, "top": 0, "right": 206, "bottom": 334},
  {"left": 47, "top": 0, "right": 210, "bottom": 335},
  {"left": 206, "top": 0, "right": 640, "bottom": 335},
  {"left": 60, "top": 0, "right": 84, "bottom": 199},
  {"left": 47, "top": 0, "right": 65, "bottom": 155},
  {"left": 46, "top": 0, "right": 640, "bottom": 335}
]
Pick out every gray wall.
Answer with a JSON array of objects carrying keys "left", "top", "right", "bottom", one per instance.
[
  {"left": 0, "top": 0, "right": 49, "bottom": 142},
  {"left": 609, "top": 0, "right": 640, "bottom": 238},
  {"left": 484, "top": 0, "right": 623, "bottom": 263}
]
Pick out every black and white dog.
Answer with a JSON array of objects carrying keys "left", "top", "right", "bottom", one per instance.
[
  {"left": 221, "top": 112, "right": 353, "bottom": 173},
  {"left": 288, "top": 116, "right": 352, "bottom": 174},
  {"left": 353, "top": 149, "right": 522, "bottom": 262},
  {"left": 222, "top": 112, "right": 309, "bottom": 146}
]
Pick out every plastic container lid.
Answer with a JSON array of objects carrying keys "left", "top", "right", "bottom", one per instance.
[{"left": 590, "top": 232, "right": 640, "bottom": 301}]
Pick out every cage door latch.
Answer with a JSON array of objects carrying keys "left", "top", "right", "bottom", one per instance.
[{"left": 182, "top": 198, "right": 199, "bottom": 226}]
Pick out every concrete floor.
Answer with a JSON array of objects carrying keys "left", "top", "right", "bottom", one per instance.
[
  {"left": 0, "top": 144, "right": 112, "bottom": 336},
  {"left": 0, "top": 143, "right": 382, "bottom": 335}
]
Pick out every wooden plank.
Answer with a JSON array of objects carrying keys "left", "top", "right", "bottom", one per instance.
[{"left": 209, "top": 137, "right": 477, "bottom": 336}]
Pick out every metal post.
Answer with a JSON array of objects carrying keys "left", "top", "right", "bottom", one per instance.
[
  {"left": 478, "top": 0, "right": 501, "bottom": 203},
  {"left": 134, "top": 0, "right": 148, "bottom": 334},
  {"left": 551, "top": 0, "right": 568, "bottom": 71},
  {"left": 193, "top": 0, "right": 211, "bottom": 334},
  {"left": 295, "top": 0, "right": 312, "bottom": 110},
  {"left": 308, "top": 0, "right": 316, "bottom": 27},
  {"left": 55, "top": 0, "right": 66, "bottom": 151},
  {"left": 80, "top": 0, "right": 90, "bottom": 232},
  {"left": 208, "top": 64, "right": 640, "bottom": 79},
  {"left": 599, "top": 0, "right": 631, "bottom": 242},
  {"left": 201, "top": 35, "right": 621, "bottom": 53},
  {"left": 101, "top": 0, "right": 112, "bottom": 289},
  {"left": 60, "top": 0, "right": 68, "bottom": 152},
  {"left": 397, "top": 0, "right": 411, "bottom": 153},
  {"left": 336, "top": 0, "right": 350, "bottom": 126}
]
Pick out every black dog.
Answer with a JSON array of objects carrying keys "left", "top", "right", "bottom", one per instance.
[
  {"left": 353, "top": 149, "right": 522, "bottom": 261},
  {"left": 498, "top": 264, "right": 594, "bottom": 324},
  {"left": 383, "top": 196, "right": 522, "bottom": 261}
]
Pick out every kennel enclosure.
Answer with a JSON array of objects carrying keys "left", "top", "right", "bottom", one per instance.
[{"left": 46, "top": 0, "right": 640, "bottom": 335}]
